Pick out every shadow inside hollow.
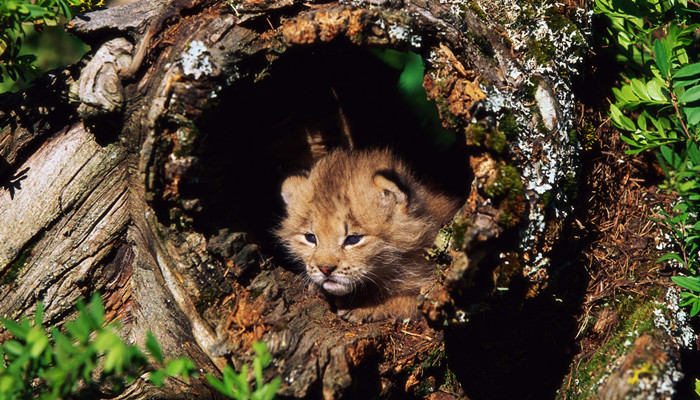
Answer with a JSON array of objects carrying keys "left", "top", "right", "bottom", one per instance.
[
  {"left": 445, "top": 220, "right": 591, "bottom": 400},
  {"left": 186, "top": 43, "right": 470, "bottom": 253}
]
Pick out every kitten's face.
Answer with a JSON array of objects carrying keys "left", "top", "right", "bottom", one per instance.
[
  {"left": 276, "top": 149, "right": 445, "bottom": 298},
  {"left": 281, "top": 203, "right": 399, "bottom": 296},
  {"left": 277, "top": 174, "right": 404, "bottom": 296},
  {"left": 276, "top": 153, "right": 417, "bottom": 296}
]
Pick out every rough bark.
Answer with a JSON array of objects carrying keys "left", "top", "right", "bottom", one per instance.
[{"left": 0, "top": 0, "right": 598, "bottom": 398}]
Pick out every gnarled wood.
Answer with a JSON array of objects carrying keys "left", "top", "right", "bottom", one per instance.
[{"left": 0, "top": 0, "right": 601, "bottom": 398}]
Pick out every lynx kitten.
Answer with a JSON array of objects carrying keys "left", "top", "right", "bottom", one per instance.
[{"left": 277, "top": 149, "right": 459, "bottom": 322}]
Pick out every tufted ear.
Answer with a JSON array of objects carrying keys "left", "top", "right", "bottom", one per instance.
[
  {"left": 281, "top": 174, "right": 309, "bottom": 205},
  {"left": 373, "top": 171, "right": 408, "bottom": 209}
]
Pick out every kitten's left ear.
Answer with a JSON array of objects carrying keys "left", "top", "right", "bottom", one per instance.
[
  {"left": 281, "top": 174, "right": 309, "bottom": 205},
  {"left": 373, "top": 171, "right": 409, "bottom": 209}
]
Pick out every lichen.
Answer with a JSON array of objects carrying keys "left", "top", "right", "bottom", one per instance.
[
  {"left": 181, "top": 40, "right": 214, "bottom": 79},
  {"left": 173, "top": 126, "right": 199, "bottom": 158}
]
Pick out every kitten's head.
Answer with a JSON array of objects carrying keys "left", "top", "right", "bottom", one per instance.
[{"left": 276, "top": 150, "right": 437, "bottom": 296}]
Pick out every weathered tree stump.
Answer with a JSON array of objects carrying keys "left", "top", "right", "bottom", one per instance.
[{"left": 0, "top": 0, "right": 593, "bottom": 398}]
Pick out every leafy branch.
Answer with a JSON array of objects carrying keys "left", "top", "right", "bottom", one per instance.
[
  {"left": 0, "top": 294, "right": 281, "bottom": 399},
  {"left": 0, "top": 0, "right": 103, "bottom": 85},
  {"left": 596, "top": 0, "right": 700, "bottom": 318}
]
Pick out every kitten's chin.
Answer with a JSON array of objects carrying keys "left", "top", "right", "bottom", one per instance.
[{"left": 320, "top": 280, "right": 352, "bottom": 296}]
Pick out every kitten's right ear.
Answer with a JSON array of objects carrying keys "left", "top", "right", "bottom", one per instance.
[
  {"left": 281, "top": 174, "right": 309, "bottom": 205},
  {"left": 373, "top": 171, "right": 409, "bottom": 210}
]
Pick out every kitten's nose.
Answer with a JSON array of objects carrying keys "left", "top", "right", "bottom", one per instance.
[{"left": 318, "top": 265, "right": 337, "bottom": 276}]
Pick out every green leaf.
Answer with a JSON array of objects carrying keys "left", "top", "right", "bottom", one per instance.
[
  {"left": 610, "top": 104, "right": 636, "bottom": 131},
  {"left": 56, "top": 0, "right": 72, "bottom": 19},
  {"left": 65, "top": 311, "right": 92, "bottom": 344},
  {"left": 654, "top": 39, "right": 670, "bottom": 78},
  {"left": 34, "top": 301, "right": 44, "bottom": 327},
  {"left": 646, "top": 79, "right": 666, "bottom": 101},
  {"left": 145, "top": 332, "right": 163, "bottom": 363},
  {"left": 691, "top": 299, "right": 700, "bottom": 316},
  {"left": 685, "top": 106, "right": 700, "bottom": 126},
  {"left": 166, "top": 357, "right": 195, "bottom": 378},
  {"left": 52, "top": 327, "right": 75, "bottom": 357},
  {"left": 206, "top": 374, "right": 233, "bottom": 397},
  {"left": 149, "top": 370, "right": 166, "bottom": 386},
  {"left": 27, "top": 327, "right": 48, "bottom": 357},
  {"left": 0, "top": 375, "right": 18, "bottom": 395},
  {"left": 253, "top": 357, "right": 263, "bottom": 388},
  {"left": 1, "top": 317, "right": 28, "bottom": 339},
  {"left": 679, "top": 85, "right": 700, "bottom": 103},
  {"left": 672, "top": 275, "right": 700, "bottom": 292},
  {"left": 103, "top": 341, "right": 127, "bottom": 374},
  {"left": 674, "top": 63, "right": 700, "bottom": 80},
  {"left": 3, "top": 340, "right": 24, "bottom": 357},
  {"left": 659, "top": 253, "right": 684, "bottom": 264},
  {"left": 630, "top": 79, "right": 648, "bottom": 100},
  {"left": 89, "top": 293, "right": 105, "bottom": 326},
  {"left": 620, "top": 84, "right": 637, "bottom": 103},
  {"left": 24, "top": 4, "right": 49, "bottom": 18}
]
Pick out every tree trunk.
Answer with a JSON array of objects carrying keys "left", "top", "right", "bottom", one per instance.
[{"left": 0, "top": 0, "right": 622, "bottom": 398}]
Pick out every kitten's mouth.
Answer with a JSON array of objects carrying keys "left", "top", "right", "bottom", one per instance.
[{"left": 321, "top": 278, "right": 350, "bottom": 295}]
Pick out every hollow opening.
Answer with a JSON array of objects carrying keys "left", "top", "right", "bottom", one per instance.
[{"left": 187, "top": 42, "right": 471, "bottom": 255}]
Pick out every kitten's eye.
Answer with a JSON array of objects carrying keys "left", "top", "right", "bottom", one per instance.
[
  {"left": 304, "top": 233, "right": 317, "bottom": 245},
  {"left": 343, "top": 235, "right": 364, "bottom": 246}
]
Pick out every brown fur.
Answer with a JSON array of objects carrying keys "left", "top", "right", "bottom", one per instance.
[{"left": 276, "top": 149, "right": 459, "bottom": 322}]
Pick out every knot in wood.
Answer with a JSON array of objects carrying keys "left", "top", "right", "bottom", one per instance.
[{"left": 71, "top": 38, "right": 133, "bottom": 119}]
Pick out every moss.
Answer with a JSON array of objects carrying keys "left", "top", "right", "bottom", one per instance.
[
  {"left": 497, "top": 110, "right": 518, "bottom": 136},
  {"left": 531, "top": 106, "right": 549, "bottom": 134},
  {"left": 564, "top": 291, "right": 667, "bottom": 398},
  {"left": 527, "top": 38, "right": 556, "bottom": 65},
  {"left": 465, "top": 124, "right": 506, "bottom": 152},
  {"left": 434, "top": 97, "right": 461, "bottom": 129},
  {"left": 428, "top": 228, "right": 455, "bottom": 265},
  {"left": 468, "top": 1, "right": 487, "bottom": 20},
  {"left": 544, "top": 6, "right": 573, "bottom": 32},
  {"left": 483, "top": 164, "right": 526, "bottom": 228},
  {"left": 498, "top": 210, "right": 517, "bottom": 226},
  {"left": 2, "top": 232, "right": 45, "bottom": 284},
  {"left": 467, "top": 32, "right": 495, "bottom": 58},
  {"left": 540, "top": 190, "right": 553, "bottom": 207},
  {"left": 578, "top": 119, "right": 598, "bottom": 151},
  {"left": 450, "top": 217, "right": 470, "bottom": 251},
  {"left": 173, "top": 126, "right": 199, "bottom": 158},
  {"left": 523, "top": 77, "right": 540, "bottom": 101},
  {"left": 562, "top": 173, "right": 579, "bottom": 202},
  {"left": 412, "top": 346, "right": 463, "bottom": 397},
  {"left": 514, "top": 5, "right": 536, "bottom": 28},
  {"left": 485, "top": 129, "right": 506, "bottom": 153},
  {"left": 500, "top": 35, "right": 514, "bottom": 49},
  {"left": 484, "top": 164, "right": 523, "bottom": 199},
  {"left": 464, "top": 124, "right": 486, "bottom": 146}
]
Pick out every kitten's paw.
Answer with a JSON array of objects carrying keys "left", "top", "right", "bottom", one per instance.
[{"left": 337, "top": 307, "right": 388, "bottom": 323}]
